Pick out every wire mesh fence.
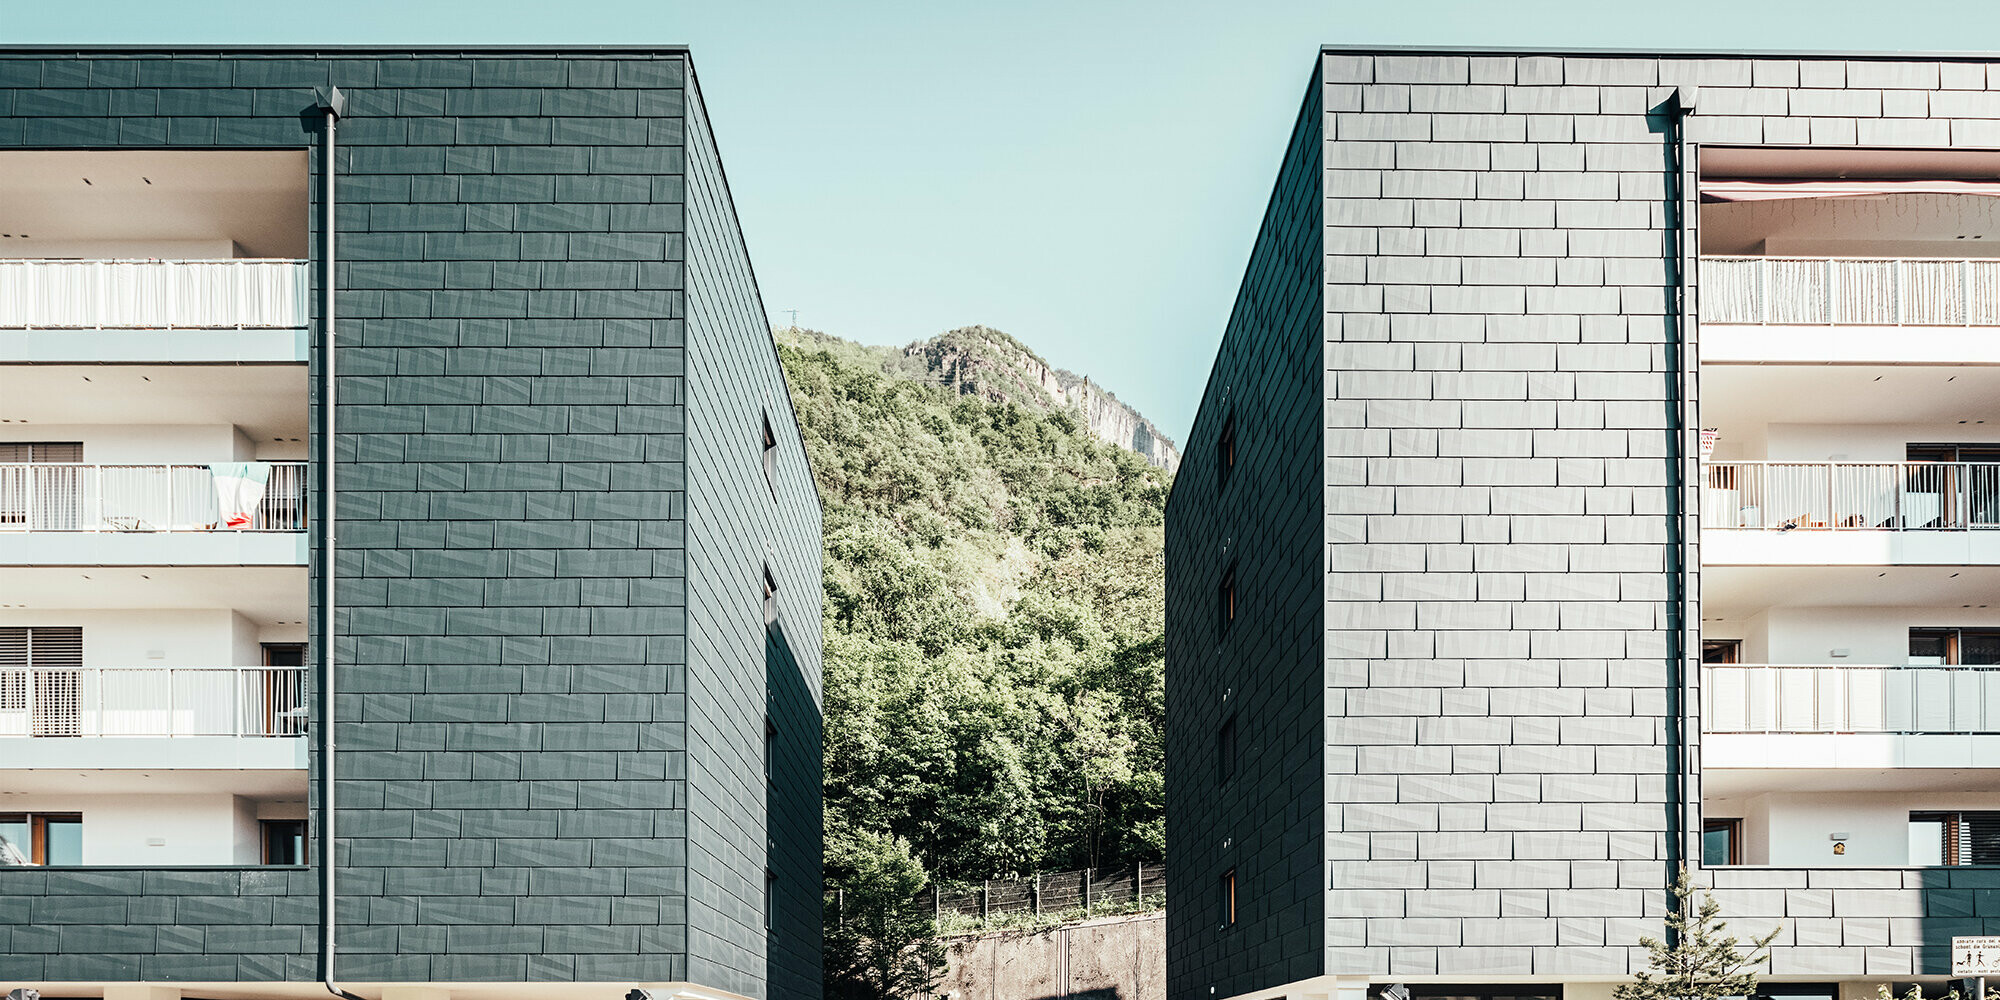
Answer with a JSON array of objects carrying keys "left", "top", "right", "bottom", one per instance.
[{"left": 828, "top": 861, "right": 1166, "bottom": 926}]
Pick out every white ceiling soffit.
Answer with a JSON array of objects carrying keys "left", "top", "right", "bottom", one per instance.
[
  {"left": 1703, "top": 145, "right": 2000, "bottom": 180},
  {"left": 0, "top": 149, "right": 308, "bottom": 258}
]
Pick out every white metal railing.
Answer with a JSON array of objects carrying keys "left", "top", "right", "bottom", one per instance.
[
  {"left": 0, "top": 666, "right": 306, "bottom": 737},
  {"left": 0, "top": 259, "right": 307, "bottom": 330},
  {"left": 1703, "top": 256, "right": 2000, "bottom": 326},
  {"left": 0, "top": 462, "right": 307, "bottom": 532},
  {"left": 1703, "top": 461, "right": 2000, "bottom": 530},
  {"left": 1704, "top": 663, "right": 2000, "bottom": 734}
]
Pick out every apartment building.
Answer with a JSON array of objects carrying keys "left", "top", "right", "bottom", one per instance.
[
  {"left": 1166, "top": 46, "right": 2000, "bottom": 1000},
  {"left": 0, "top": 47, "right": 823, "bottom": 1000}
]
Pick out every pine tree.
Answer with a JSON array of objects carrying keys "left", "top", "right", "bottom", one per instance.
[{"left": 1613, "top": 867, "right": 1778, "bottom": 1000}]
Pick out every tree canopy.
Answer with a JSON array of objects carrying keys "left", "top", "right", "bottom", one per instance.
[{"left": 778, "top": 331, "right": 1170, "bottom": 894}]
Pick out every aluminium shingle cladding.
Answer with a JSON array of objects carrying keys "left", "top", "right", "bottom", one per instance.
[
  {"left": 1165, "top": 70, "right": 1325, "bottom": 1000},
  {"left": 0, "top": 50, "right": 820, "bottom": 997},
  {"left": 1318, "top": 48, "right": 2000, "bottom": 986}
]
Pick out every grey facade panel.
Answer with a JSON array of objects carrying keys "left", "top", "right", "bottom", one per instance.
[
  {"left": 1164, "top": 68, "right": 1325, "bottom": 1000},
  {"left": 0, "top": 50, "right": 819, "bottom": 995},
  {"left": 1174, "top": 47, "right": 2000, "bottom": 996}
]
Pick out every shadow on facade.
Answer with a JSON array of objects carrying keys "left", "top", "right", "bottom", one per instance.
[{"left": 767, "top": 623, "right": 824, "bottom": 998}]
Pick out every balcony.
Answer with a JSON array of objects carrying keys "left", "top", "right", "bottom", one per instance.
[
  {"left": 1703, "top": 461, "right": 2000, "bottom": 566},
  {"left": 0, "top": 665, "right": 306, "bottom": 772},
  {"left": 0, "top": 259, "right": 308, "bottom": 363},
  {"left": 1701, "top": 256, "right": 2000, "bottom": 364},
  {"left": 0, "top": 666, "right": 304, "bottom": 738},
  {"left": 1705, "top": 663, "right": 2000, "bottom": 734},
  {"left": 0, "top": 462, "right": 308, "bottom": 566},
  {"left": 1703, "top": 663, "right": 2000, "bottom": 771},
  {"left": 1704, "top": 461, "right": 2000, "bottom": 531}
]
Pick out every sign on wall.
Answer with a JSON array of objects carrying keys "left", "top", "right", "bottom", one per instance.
[{"left": 1954, "top": 936, "right": 2000, "bottom": 976}]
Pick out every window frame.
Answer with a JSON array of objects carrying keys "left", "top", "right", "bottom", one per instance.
[
  {"left": 762, "top": 411, "right": 779, "bottom": 498},
  {"left": 1217, "top": 868, "right": 1236, "bottom": 929},
  {"left": 260, "top": 818, "right": 309, "bottom": 866},
  {"left": 763, "top": 565, "right": 780, "bottom": 628},
  {"left": 1702, "top": 817, "right": 1741, "bottom": 866},
  {"left": 0, "top": 812, "right": 83, "bottom": 866}
]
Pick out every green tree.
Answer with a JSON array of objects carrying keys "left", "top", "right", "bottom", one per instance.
[
  {"left": 824, "top": 831, "right": 947, "bottom": 1000},
  {"left": 1614, "top": 868, "right": 1778, "bottom": 1000}
]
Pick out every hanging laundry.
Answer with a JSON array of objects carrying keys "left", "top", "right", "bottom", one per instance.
[{"left": 208, "top": 462, "right": 272, "bottom": 529}]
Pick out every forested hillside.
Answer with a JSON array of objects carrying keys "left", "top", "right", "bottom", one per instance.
[{"left": 776, "top": 327, "right": 1170, "bottom": 894}]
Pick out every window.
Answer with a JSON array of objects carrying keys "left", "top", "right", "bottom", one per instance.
[
  {"left": 1216, "top": 415, "right": 1236, "bottom": 492},
  {"left": 1910, "top": 628, "right": 2000, "bottom": 665},
  {"left": 0, "top": 626, "right": 83, "bottom": 736},
  {"left": 1216, "top": 714, "right": 1238, "bottom": 785},
  {"left": 765, "top": 868, "right": 777, "bottom": 931},
  {"left": 0, "top": 813, "right": 82, "bottom": 866},
  {"left": 0, "top": 443, "right": 83, "bottom": 526},
  {"left": 1702, "top": 817, "right": 1741, "bottom": 866},
  {"left": 1701, "top": 639, "right": 1740, "bottom": 665},
  {"left": 763, "top": 566, "right": 779, "bottom": 628},
  {"left": 1911, "top": 810, "right": 2000, "bottom": 865},
  {"left": 262, "top": 819, "right": 307, "bottom": 865},
  {"left": 1217, "top": 868, "right": 1236, "bottom": 928},
  {"left": 762, "top": 413, "right": 779, "bottom": 495},
  {"left": 1218, "top": 566, "right": 1236, "bottom": 634},
  {"left": 765, "top": 717, "right": 778, "bottom": 782}
]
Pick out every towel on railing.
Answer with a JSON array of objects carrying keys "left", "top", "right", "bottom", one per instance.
[{"left": 207, "top": 462, "right": 270, "bottom": 529}]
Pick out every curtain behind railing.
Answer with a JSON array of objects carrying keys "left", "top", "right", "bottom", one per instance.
[{"left": 0, "top": 259, "right": 307, "bottom": 329}]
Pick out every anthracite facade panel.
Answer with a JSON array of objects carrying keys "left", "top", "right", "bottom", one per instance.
[
  {"left": 0, "top": 49, "right": 819, "bottom": 997},
  {"left": 682, "top": 68, "right": 826, "bottom": 1000},
  {"left": 1165, "top": 68, "right": 1325, "bottom": 1000}
]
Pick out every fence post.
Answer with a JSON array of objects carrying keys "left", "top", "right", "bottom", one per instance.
[
  {"left": 981, "top": 880, "right": 989, "bottom": 919},
  {"left": 1033, "top": 873, "right": 1041, "bottom": 915},
  {"left": 933, "top": 884, "right": 941, "bottom": 924},
  {"left": 1082, "top": 868, "right": 1091, "bottom": 909},
  {"left": 1134, "top": 861, "right": 1142, "bottom": 902}
]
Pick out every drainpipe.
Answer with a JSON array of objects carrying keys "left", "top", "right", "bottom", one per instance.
[
  {"left": 1658, "top": 84, "right": 1698, "bottom": 912},
  {"left": 306, "top": 85, "right": 366, "bottom": 1000}
]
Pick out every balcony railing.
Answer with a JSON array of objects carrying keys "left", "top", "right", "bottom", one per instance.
[
  {"left": 0, "top": 462, "right": 307, "bottom": 532},
  {"left": 1703, "top": 256, "right": 2000, "bottom": 326},
  {"left": 0, "top": 666, "right": 306, "bottom": 738},
  {"left": 1704, "top": 461, "right": 2000, "bottom": 530},
  {"left": 1705, "top": 663, "right": 2000, "bottom": 734},
  {"left": 0, "top": 259, "right": 308, "bottom": 330}
]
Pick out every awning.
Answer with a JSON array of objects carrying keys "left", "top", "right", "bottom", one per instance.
[{"left": 1702, "top": 178, "right": 2000, "bottom": 202}]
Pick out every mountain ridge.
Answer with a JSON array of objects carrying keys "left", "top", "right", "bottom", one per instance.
[{"left": 777, "top": 325, "right": 1181, "bottom": 473}]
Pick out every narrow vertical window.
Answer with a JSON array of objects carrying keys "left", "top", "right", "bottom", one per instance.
[
  {"left": 762, "top": 412, "right": 779, "bottom": 496},
  {"left": 1216, "top": 415, "right": 1235, "bottom": 492},
  {"left": 1218, "top": 868, "right": 1236, "bottom": 928},
  {"left": 1218, "top": 566, "right": 1237, "bottom": 634},
  {"left": 1217, "top": 714, "right": 1237, "bottom": 785},
  {"left": 763, "top": 566, "right": 779, "bottom": 628},
  {"left": 765, "top": 868, "right": 778, "bottom": 930},
  {"left": 765, "top": 717, "right": 778, "bottom": 782}
]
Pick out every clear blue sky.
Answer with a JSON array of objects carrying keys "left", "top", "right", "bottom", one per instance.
[{"left": 7, "top": 1, "right": 1999, "bottom": 444}]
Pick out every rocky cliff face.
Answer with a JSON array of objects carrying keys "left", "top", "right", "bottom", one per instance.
[{"left": 895, "top": 326, "right": 1181, "bottom": 473}]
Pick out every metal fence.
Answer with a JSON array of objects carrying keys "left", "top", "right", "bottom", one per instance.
[
  {"left": 0, "top": 666, "right": 307, "bottom": 737},
  {"left": 0, "top": 259, "right": 308, "bottom": 329},
  {"left": 831, "top": 863, "right": 1166, "bottom": 926},
  {"left": 1703, "top": 256, "right": 2000, "bottom": 326},
  {"left": 0, "top": 462, "right": 307, "bottom": 532},
  {"left": 1704, "top": 663, "right": 2000, "bottom": 734},
  {"left": 1703, "top": 461, "right": 2000, "bottom": 530}
]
